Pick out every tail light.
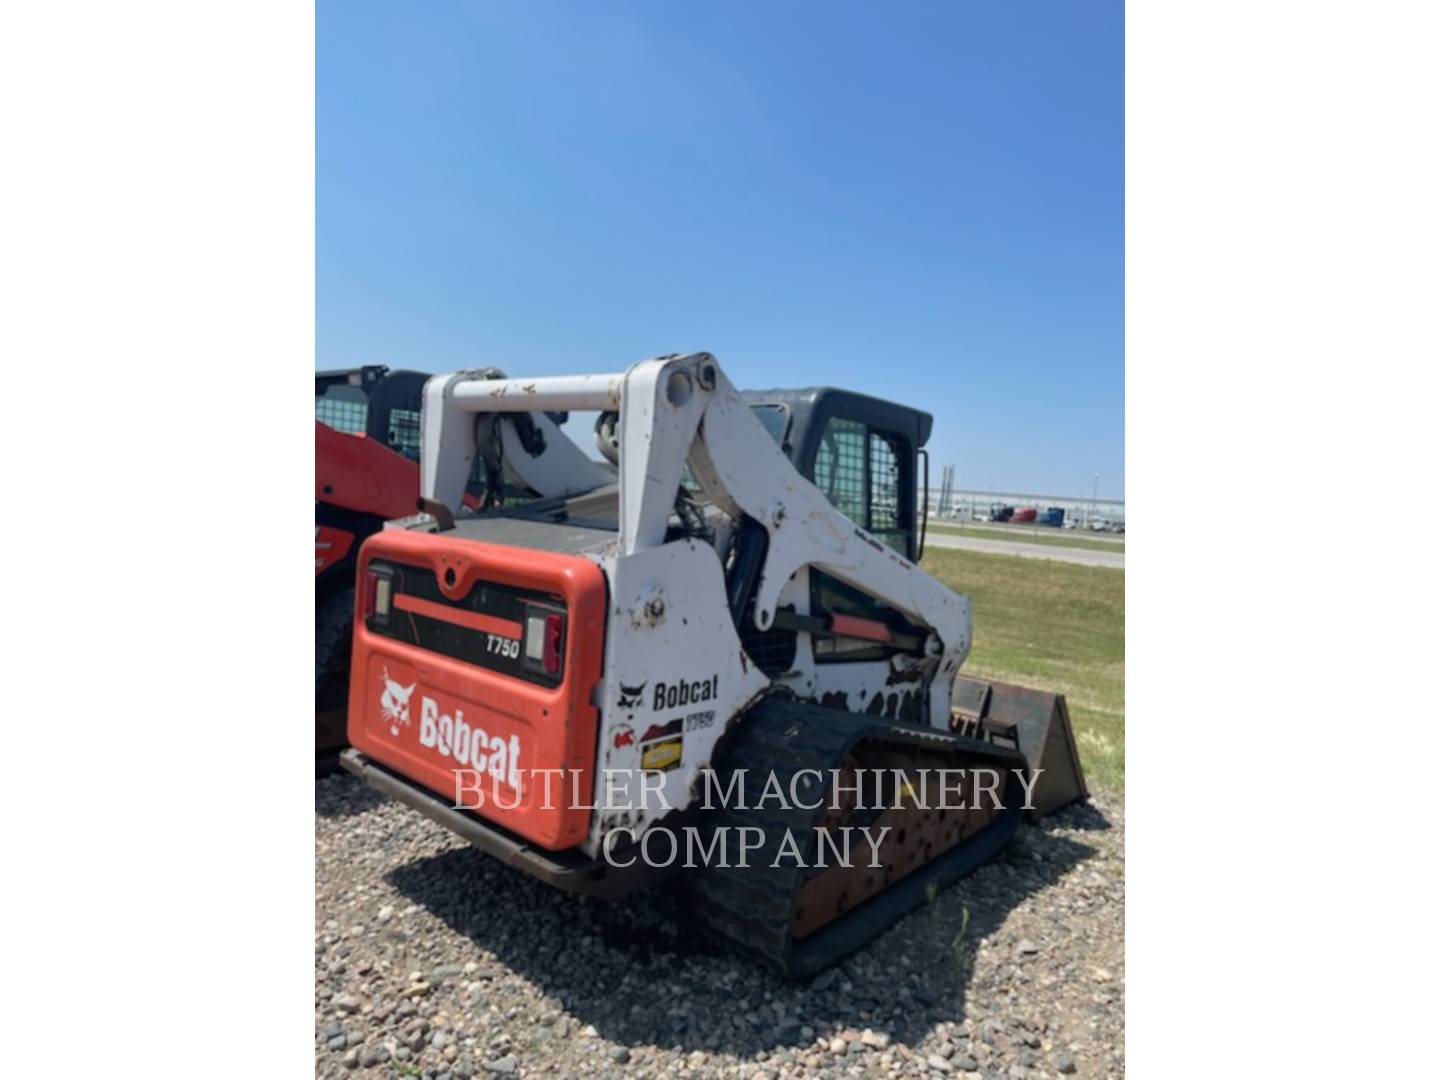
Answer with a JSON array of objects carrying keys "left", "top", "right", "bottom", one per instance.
[
  {"left": 524, "top": 606, "right": 565, "bottom": 677},
  {"left": 544, "top": 613, "right": 563, "bottom": 674},
  {"left": 363, "top": 564, "right": 394, "bottom": 625}
]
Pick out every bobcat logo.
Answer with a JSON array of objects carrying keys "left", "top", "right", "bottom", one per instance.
[
  {"left": 380, "top": 669, "right": 417, "bottom": 736},
  {"left": 617, "top": 681, "right": 647, "bottom": 710}
]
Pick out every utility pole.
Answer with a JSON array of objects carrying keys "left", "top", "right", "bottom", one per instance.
[{"left": 1089, "top": 473, "right": 1099, "bottom": 529}]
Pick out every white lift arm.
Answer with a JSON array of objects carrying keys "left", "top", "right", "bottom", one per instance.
[{"left": 420, "top": 353, "right": 971, "bottom": 721}]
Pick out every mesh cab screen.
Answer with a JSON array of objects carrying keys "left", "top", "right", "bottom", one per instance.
[
  {"left": 813, "top": 418, "right": 867, "bottom": 526},
  {"left": 315, "top": 394, "right": 367, "bottom": 434},
  {"left": 813, "top": 417, "right": 909, "bottom": 554}
]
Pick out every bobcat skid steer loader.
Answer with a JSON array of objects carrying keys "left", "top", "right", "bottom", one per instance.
[
  {"left": 340, "top": 352, "right": 1087, "bottom": 978},
  {"left": 316, "top": 366, "right": 433, "bottom": 753}
]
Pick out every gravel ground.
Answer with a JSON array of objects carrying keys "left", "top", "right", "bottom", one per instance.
[{"left": 316, "top": 776, "right": 1124, "bottom": 1079}]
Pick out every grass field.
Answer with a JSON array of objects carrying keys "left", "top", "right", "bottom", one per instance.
[
  {"left": 927, "top": 520, "right": 1125, "bottom": 554},
  {"left": 922, "top": 547, "right": 1125, "bottom": 791}
]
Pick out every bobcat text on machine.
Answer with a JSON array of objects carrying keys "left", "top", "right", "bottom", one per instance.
[{"left": 340, "top": 352, "right": 1086, "bottom": 977}]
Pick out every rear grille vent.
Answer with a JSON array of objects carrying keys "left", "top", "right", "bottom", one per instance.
[{"left": 739, "top": 616, "right": 797, "bottom": 678}]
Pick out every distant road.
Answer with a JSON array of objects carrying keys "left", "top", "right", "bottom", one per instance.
[
  {"left": 931, "top": 521, "right": 1126, "bottom": 546},
  {"left": 925, "top": 531, "right": 1125, "bottom": 569}
]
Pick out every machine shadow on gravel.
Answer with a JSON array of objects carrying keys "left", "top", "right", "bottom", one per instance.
[
  {"left": 383, "top": 802, "right": 1104, "bottom": 1056},
  {"left": 1050, "top": 800, "right": 1110, "bottom": 832}
]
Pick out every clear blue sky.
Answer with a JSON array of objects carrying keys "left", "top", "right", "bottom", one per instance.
[{"left": 318, "top": 1, "right": 1123, "bottom": 499}]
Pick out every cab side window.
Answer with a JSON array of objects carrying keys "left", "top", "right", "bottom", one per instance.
[
  {"left": 315, "top": 385, "right": 369, "bottom": 434},
  {"left": 812, "top": 417, "right": 867, "bottom": 528},
  {"left": 867, "top": 430, "right": 905, "bottom": 553},
  {"left": 813, "top": 417, "right": 910, "bottom": 555}
]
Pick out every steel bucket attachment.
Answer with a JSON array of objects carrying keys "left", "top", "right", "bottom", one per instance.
[{"left": 951, "top": 676, "right": 1089, "bottom": 820}]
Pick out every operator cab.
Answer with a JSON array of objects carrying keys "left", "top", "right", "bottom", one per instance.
[
  {"left": 730, "top": 388, "right": 934, "bottom": 683},
  {"left": 739, "top": 387, "right": 931, "bottom": 563},
  {"left": 316, "top": 366, "right": 430, "bottom": 457}
]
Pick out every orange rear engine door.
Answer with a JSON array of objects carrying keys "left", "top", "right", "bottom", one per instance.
[{"left": 347, "top": 530, "right": 607, "bottom": 851}]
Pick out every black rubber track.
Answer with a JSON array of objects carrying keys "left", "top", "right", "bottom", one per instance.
[
  {"left": 315, "top": 586, "right": 355, "bottom": 694},
  {"left": 683, "top": 695, "right": 1027, "bottom": 980}
]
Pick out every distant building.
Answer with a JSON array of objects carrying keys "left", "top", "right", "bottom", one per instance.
[{"left": 926, "top": 487, "right": 1125, "bottom": 525}]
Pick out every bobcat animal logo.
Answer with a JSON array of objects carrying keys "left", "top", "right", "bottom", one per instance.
[
  {"left": 380, "top": 668, "right": 417, "bottom": 736},
  {"left": 617, "top": 681, "right": 647, "bottom": 710}
]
